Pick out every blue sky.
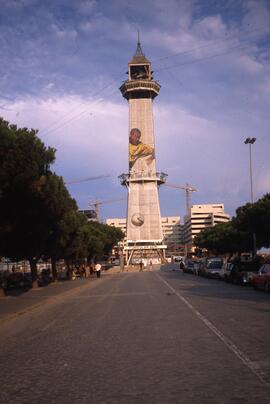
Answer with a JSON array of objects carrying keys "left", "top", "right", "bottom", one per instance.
[{"left": 1, "top": 0, "right": 270, "bottom": 222}]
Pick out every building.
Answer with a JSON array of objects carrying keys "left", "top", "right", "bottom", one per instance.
[
  {"left": 119, "top": 39, "right": 167, "bottom": 265},
  {"left": 161, "top": 217, "right": 183, "bottom": 256},
  {"left": 78, "top": 209, "right": 98, "bottom": 221},
  {"left": 183, "top": 204, "right": 230, "bottom": 248},
  {"left": 106, "top": 216, "right": 182, "bottom": 255}
]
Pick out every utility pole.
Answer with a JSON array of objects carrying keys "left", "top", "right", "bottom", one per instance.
[{"left": 244, "top": 137, "right": 256, "bottom": 256}]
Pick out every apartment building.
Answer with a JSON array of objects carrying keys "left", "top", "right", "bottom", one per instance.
[{"left": 183, "top": 204, "right": 230, "bottom": 247}]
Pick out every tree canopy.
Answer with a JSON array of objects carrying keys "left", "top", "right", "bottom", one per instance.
[{"left": 0, "top": 118, "right": 124, "bottom": 282}]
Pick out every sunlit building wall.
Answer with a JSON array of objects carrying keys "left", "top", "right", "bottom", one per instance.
[{"left": 183, "top": 204, "right": 230, "bottom": 247}]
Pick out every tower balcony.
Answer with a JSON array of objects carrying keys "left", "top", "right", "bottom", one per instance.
[
  {"left": 120, "top": 80, "right": 161, "bottom": 99},
  {"left": 119, "top": 171, "right": 167, "bottom": 186}
]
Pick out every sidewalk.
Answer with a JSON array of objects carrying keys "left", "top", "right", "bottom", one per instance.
[{"left": 0, "top": 277, "right": 99, "bottom": 322}]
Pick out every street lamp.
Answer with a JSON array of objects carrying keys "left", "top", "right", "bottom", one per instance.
[{"left": 244, "top": 137, "right": 256, "bottom": 256}]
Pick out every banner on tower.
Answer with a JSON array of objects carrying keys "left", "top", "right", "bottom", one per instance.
[{"left": 129, "top": 128, "right": 155, "bottom": 172}]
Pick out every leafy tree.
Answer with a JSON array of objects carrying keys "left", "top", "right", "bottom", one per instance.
[
  {"left": 42, "top": 174, "right": 78, "bottom": 279},
  {"left": 0, "top": 118, "right": 56, "bottom": 282},
  {"left": 194, "top": 221, "right": 252, "bottom": 255},
  {"left": 85, "top": 221, "right": 124, "bottom": 261},
  {"left": 0, "top": 118, "right": 124, "bottom": 289},
  {"left": 234, "top": 194, "right": 270, "bottom": 248}
]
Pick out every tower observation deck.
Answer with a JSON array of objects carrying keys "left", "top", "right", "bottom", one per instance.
[{"left": 119, "top": 40, "right": 167, "bottom": 265}]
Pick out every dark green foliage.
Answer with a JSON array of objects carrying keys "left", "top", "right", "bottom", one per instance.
[
  {"left": 234, "top": 194, "right": 270, "bottom": 248},
  {"left": 0, "top": 118, "right": 124, "bottom": 281},
  {"left": 194, "top": 221, "right": 252, "bottom": 254},
  {"left": 0, "top": 118, "right": 56, "bottom": 268}
]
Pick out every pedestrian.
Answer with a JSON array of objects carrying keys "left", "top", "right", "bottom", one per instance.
[
  {"left": 95, "top": 263, "right": 101, "bottom": 278},
  {"left": 81, "top": 265, "right": 86, "bottom": 278},
  {"left": 179, "top": 260, "right": 185, "bottom": 271},
  {"left": 149, "top": 260, "right": 153, "bottom": 271},
  {"left": 139, "top": 261, "right": 143, "bottom": 272}
]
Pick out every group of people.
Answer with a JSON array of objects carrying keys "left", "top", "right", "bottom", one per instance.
[{"left": 71, "top": 263, "right": 102, "bottom": 280}]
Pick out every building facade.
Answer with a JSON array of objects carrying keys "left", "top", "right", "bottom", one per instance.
[{"left": 183, "top": 204, "right": 230, "bottom": 248}]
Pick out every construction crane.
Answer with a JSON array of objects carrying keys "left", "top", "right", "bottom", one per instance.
[
  {"left": 65, "top": 174, "right": 111, "bottom": 185},
  {"left": 89, "top": 197, "right": 126, "bottom": 221},
  {"left": 165, "top": 183, "right": 197, "bottom": 214}
]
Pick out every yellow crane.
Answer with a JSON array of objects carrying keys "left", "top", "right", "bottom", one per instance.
[
  {"left": 165, "top": 183, "right": 197, "bottom": 214},
  {"left": 89, "top": 197, "right": 126, "bottom": 221}
]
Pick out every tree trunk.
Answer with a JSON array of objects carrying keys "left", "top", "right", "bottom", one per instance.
[
  {"left": 51, "top": 257, "right": 57, "bottom": 281},
  {"left": 29, "top": 257, "right": 38, "bottom": 288},
  {"left": 65, "top": 259, "right": 71, "bottom": 280}
]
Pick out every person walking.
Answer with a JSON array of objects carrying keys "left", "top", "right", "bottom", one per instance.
[{"left": 95, "top": 263, "right": 101, "bottom": 278}]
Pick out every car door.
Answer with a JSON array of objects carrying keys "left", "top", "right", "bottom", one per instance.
[{"left": 258, "top": 265, "right": 267, "bottom": 288}]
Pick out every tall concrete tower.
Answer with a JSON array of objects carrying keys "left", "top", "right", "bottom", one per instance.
[{"left": 119, "top": 39, "right": 167, "bottom": 265}]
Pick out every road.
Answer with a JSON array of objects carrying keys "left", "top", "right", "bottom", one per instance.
[{"left": 1, "top": 265, "right": 270, "bottom": 403}]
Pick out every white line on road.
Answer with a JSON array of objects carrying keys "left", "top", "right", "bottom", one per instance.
[
  {"left": 41, "top": 319, "right": 57, "bottom": 332},
  {"left": 155, "top": 273, "right": 270, "bottom": 387},
  {"left": 69, "top": 292, "right": 151, "bottom": 299}
]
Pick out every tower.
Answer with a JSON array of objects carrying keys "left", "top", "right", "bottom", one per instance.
[{"left": 119, "top": 39, "right": 167, "bottom": 265}]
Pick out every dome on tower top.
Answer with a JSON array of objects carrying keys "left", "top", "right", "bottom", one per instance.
[{"left": 129, "top": 38, "right": 150, "bottom": 65}]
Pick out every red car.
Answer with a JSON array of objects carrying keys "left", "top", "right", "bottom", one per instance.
[{"left": 252, "top": 264, "right": 270, "bottom": 292}]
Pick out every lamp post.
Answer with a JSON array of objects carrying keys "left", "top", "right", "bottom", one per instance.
[{"left": 244, "top": 137, "right": 256, "bottom": 256}]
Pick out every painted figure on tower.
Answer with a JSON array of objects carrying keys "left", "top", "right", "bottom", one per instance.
[{"left": 129, "top": 127, "right": 155, "bottom": 170}]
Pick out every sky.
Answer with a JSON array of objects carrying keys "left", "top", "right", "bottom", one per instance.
[{"left": 0, "top": 0, "right": 270, "bottom": 223}]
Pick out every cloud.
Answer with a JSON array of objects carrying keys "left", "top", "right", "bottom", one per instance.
[
  {"left": 233, "top": 54, "right": 264, "bottom": 74},
  {"left": 79, "top": 0, "right": 97, "bottom": 15}
]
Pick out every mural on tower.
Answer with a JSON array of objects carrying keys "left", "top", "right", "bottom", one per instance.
[{"left": 129, "top": 128, "right": 155, "bottom": 171}]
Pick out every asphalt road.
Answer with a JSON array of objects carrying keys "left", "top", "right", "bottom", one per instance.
[{"left": 1, "top": 266, "right": 270, "bottom": 403}]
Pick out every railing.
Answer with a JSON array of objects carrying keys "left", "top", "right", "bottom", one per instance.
[{"left": 119, "top": 171, "right": 167, "bottom": 185}]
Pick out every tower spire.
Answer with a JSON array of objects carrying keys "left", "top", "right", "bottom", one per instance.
[{"left": 134, "top": 30, "right": 144, "bottom": 57}]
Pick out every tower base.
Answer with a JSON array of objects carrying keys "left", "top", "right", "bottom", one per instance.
[{"left": 124, "top": 243, "right": 167, "bottom": 266}]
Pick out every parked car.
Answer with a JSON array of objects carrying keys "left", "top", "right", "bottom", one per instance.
[
  {"left": 252, "top": 264, "right": 270, "bottom": 292},
  {"left": 38, "top": 268, "right": 52, "bottom": 286},
  {"left": 204, "top": 257, "right": 224, "bottom": 279},
  {"left": 224, "top": 259, "right": 259, "bottom": 285},
  {"left": 223, "top": 262, "right": 234, "bottom": 281},
  {"left": 2, "top": 271, "right": 25, "bottom": 290},
  {"left": 183, "top": 260, "right": 195, "bottom": 274}
]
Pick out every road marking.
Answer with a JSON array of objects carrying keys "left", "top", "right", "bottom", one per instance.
[
  {"left": 155, "top": 273, "right": 270, "bottom": 387},
  {"left": 70, "top": 292, "right": 151, "bottom": 299},
  {"left": 41, "top": 319, "right": 57, "bottom": 332}
]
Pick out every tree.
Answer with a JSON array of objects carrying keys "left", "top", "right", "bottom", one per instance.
[
  {"left": 234, "top": 194, "right": 270, "bottom": 249},
  {"left": 0, "top": 118, "right": 56, "bottom": 283},
  {"left": 42, "top": 174, "right": 79, "bottom": 279},
  {"left": 0, "top": 118, "right": 124, "bottom": 288},
  {"left": 194, "top": 221, "right": 252, "bottom": 255},
  {"left": 85, "top": 221, "right": 124, "bottom": 262}
]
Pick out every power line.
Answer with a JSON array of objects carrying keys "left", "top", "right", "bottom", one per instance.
[
  {"left": 153, "top": 24, "right": 270, "bottom": 65},
  {"left": 155, "top": 38, "right": 270, "bottom": 73},
  {"left": 40, "top": 75, "right": 124, "bottom": 136},
  {"left": 41, "top": 87, "right": 120, "bottom": 137},
  {"left": 35, "top": 26, "right": 270, "bottom": 137}
]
